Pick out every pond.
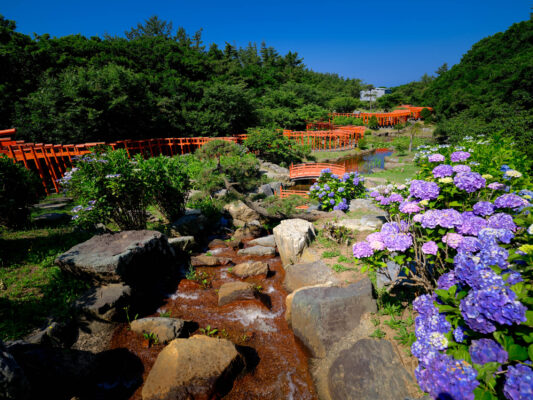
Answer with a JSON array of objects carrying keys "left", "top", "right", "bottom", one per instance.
[{"left": 292, "top": 148, "right": 392, "bottom": 191}]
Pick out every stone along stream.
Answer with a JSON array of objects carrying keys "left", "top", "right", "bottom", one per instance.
[{"left": 110, "top": 237, "right": 318, "bottom": 399}]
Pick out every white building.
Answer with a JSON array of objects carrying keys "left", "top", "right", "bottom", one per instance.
[{"left": 360, "top": 87, "right": 391, "bottom": 101}]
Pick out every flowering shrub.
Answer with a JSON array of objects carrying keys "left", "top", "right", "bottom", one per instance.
[
  {"left": 352, "top": 134, "right": 533, "bottom": 399},
  {"left": 309, "top": 169, "right": 365, "bottom": 211},
  {"left": 61, "top": 149, "right": 189, "bottom": 229}
]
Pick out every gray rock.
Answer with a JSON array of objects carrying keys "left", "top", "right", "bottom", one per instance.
[
  {"left": 349, "top": 199, "right": 387, "bottom": 216},
  {"left": 237, "top": 245, "right": 276, "bottom": 257},
  {"left": 55, "top": 230, "right": 176, "bottom": 288},
  {"left": 33, "top": 213, "right": 70, "bottom": 224},
  {"left": 288, "top": 279, "right": 377, "bottom": 358},
  {"left": 213, "top": 188, "right": 228, "bottom": 198},
  {"left": 257, "top": 183, "right": 274, "bottom": 197},
  {"left": 34, "top": 202, "right": 68, "bottom": 210},
  {"left": 170, "top": 209, "right": 208, "bottom": 236},
  {"left": 284, "top": 261, "right": 340, "bottom": 293},
  {"left": 328, "top": 339, "right": 412, "bottom": 400},
  {"left": 231, "top": 261, "right": 269, "bottom": 278},
  {"left": 218, "top": 281, "right": 255, "bottom": 306},
  {"left": 191, "top": 254, "right": 231, "bottom": 267},
  {"left": 376, "top": 260, "right": 401, "bottom": 289},
  {"left": 248, "top": 235, "right": 276, "bottom": 248},
  {"left": 142, "top": 336, "right": 244, "bottom": 400},
  {"left": 168, "top": 236, "right": 196, "bottom": 253},
  {"left": 130, "top": 317, "right": 185, "bottom": 343},
  {"left": 223, "top": 201, "right": 260, "bottom": 227},
  {"left": 0, "top": 341, "right": 30, "bottom": 400},
  {"left": 273, "top": 219, "right": 316, "bottom": 267},
  {"left": 74, "top": 283, "right": 132, "bottom": 321},
  {"left": 25, "top": 321, "right": 76, "bottom": 348},
  {"left": 333, "top": 216, "right": 384, "bottom": 232}
]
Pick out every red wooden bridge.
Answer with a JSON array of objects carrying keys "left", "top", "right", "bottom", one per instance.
[{"left": 289, "top": 162, "right": 346, "bottom": 180}]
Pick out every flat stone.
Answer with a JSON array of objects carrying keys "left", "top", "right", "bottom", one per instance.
[
  {"left": 33, "top": 213, "right": 70, "bottom": 224},
  {"left": 191, "top": 254, "right": 231, "bottom": 267},
  {"left": 74, "top": 283, "right": 132, "bottom": 321},
  {"left": 284, "top": 261, "right": 340, "bottom": 293},
  {"left": 168, "top": 236, "right": 196, "bottom": 253},
  {"left": 288, "top": 278, "right": 377, "bottom": 358},
  {"left": 328, "top": 339, "right": 412, "bottom": 400},
  {"left": 142, "top": 336, "right": 244, "bottom": 400},
  {"left": 218, "top": 282, "right": 255, "bottom": 306},
  {"left": 231, "top": 261, "right": 269, "bottom": 278},
  {"left": 130, "top": 317, "right": 185, "bottom": 343},
  {"left": 333, "top": 216, "right": 384, "bottom": 232},
  {"left": 170, "top": 210, "right": 208, "bottom": 236},
  {"left": 248, "top": 235, "right": 276, "bottom": 248},
  {"left": 349, "top": 199, "right": 387, "bottom": 216},
  {"left": 237, "top": 245, "right": 275, "bottom": 257},
  {"left": 273, "top": 219, "right": 316, "bottom": 267},
  {"left": 55, "top": 230, "right": 176, "bottom": 288},
  {"left": 0, "top": 340, "right": 30, "bottom": 400}
]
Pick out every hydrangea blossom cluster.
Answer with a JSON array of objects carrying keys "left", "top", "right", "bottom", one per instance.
[
  {"left": 309, "top": 169, "right": 365, "bottom": 211},
  {"left": 454, "top": 172, "right": 486, "bottom": 193},
  {"left": 352, "top": 221, "right": 413, "bottom": 257},
  {"left": 410, "top": 180, "right": 440, "bottom": 200}
]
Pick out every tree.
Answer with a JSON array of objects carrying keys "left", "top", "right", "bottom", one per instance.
[
  {"left": 125, "top": 16, "right": 174, "bottom": 40},
  {"left": 327, "top": 97, "right": 360, "bottom": 113},
  {"left": 435, "top": 63, "right": 448, "bottom": 76},
  {"left": 409, "top": 122, "right": 422, "bottom": 153},
  {"left": 368, "top": 115, "right": 379, "bottom": 130}
]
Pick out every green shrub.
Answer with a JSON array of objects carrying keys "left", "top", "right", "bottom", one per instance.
[
  {"left": 196, "top": 140, "right": 243, "bottom": 161},
  {"left": 244, "top": 128, "right": 310, "bottom": 166},
  {"left": 358, "top": 137, "right": 369, "bottom": 150},
  {"left": 368, "top": 116, "right": 379, "bottom": 130},
  {"left": 140, "top": 155, "right": 190, "bottom": 222},
  {"left": 0, "top": 155, "right": 43, "bottom": 228},
  {"left": 263, "top": 195, "right": 307, "bottom": 216},
  {"left": 333, "top": 116, "right": 364, "bottom": 126}
]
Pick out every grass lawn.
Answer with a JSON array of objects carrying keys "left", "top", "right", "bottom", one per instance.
[
  {"left": 369, "top": 162, "right": 420, "bottom": 184},
  {"left": 0, "top": 220, "right": 91, "bottom": 340},
  {"left": 310, "top": 148, "right": 362, "bottom": 162}
]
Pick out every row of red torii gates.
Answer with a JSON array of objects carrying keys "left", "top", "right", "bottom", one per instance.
[{"left": 0, "top": 105, "right": 431, "bottom": 193}]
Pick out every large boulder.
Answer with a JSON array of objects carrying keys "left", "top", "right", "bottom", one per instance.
[
  {"left": 0, "top": 341, "right": 30, "bottom": 400},
  {"left": 333, "top": 216, "right": 384, "bottom": 232},
  {"left": 287, "top": 279, "right": 376, "bottom": 358},
  {"left": 170, "top": 209, "right": 208, "bottom": 237},
  {"left": 141, "top": 336, "right": 244, "bottom": 400},
  {"left": 223, "top": 201, "right": 260, "bottom": 227},
  {"left": 248, "top": 235, "right": 276, "bottom": 248},
  {"left": 231, "top": 261, "right": 269, "bottom": 278},
  {"left": 130, "top": 317, "right": 185, "bottom": 343},
  {"left": 55, "top": 231, "right": 176, "bottom": 289},
  {"left": 237, "top": 245, "right": 275, "bottom": 257},
  {"left": 273, "top": 219, "right": 316, "bottom": 267},
  {"left": 74, "top": 283, "right": 131, "bottom": 322},
  {"left": 328, "top": 339, "right": 413, "bottom": 400},
  {"left": 284, "top": 261, "right": 340, "bottom": 293},
  {"left": 218, "top": 282, "right": 255, "bottom": 306}
]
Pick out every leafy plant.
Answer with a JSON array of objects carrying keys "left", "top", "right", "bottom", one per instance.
[
  {"left": 369, "top": 328, "right": 386, "bottom": 339},
  {"left": 159, "top": 310, "right": 172, "bottom": 318},
  {"left": 244, "top": 128, "right": 311, "bottom": 167},
  {"left": 199, "top": 325, "right": 218, "bottom": 337},
  {"left": 143, "top": 332, "right": 159, "bottom": 346},
  {"left": 332, "top": 264, "right": 351, "bottom": 273},
  {"left": 322, "top": 250, "right": 340, "bottom": 258}
]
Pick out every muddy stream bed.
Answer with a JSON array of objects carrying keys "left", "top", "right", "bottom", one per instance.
[{"left": 110, "top": 238, "right": 318, "bottom": 399}]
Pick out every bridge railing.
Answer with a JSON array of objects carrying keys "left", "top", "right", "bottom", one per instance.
[{"left": 289, "top": 162, "right": 346, "bottom": 180}]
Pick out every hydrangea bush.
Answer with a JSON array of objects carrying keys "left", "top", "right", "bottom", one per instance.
[
  {"left": 351, "top": 135, "right": 533, "bottom": 399},
  {"left": 309, "top": 169, "right": 365, "bottom": 211}
]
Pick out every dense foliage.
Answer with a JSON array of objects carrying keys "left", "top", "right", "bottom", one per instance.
[
  {"left": 0, "top": 15, "right": 364, "bottom": 143},
  {"left": 352, "top": 135, "right": 532, "bottom": 399},
  {"left": 0, "top": 155, "right": 43, "bottom": 228},
  {"left": 244, "top": 128, "right": 311, "bottom": 166},
  {"left": 380, "top": 19, "right": 533, "bottom": 158},
  {"left": 62, "top": 149, "right": 190, "bottom": 229},
  {"left": 309, "top": 169, "right": 365, "bottom": 211}
]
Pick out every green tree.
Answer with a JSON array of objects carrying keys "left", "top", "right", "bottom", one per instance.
[{"left": 125, "top": 16, "right": 174, "bottom": 39}]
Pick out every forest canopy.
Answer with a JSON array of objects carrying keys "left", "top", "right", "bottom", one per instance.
[{"left": 0, "top": 15, "right": 364, "bottom": 144}]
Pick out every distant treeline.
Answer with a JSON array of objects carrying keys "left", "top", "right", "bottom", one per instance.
[
  {"left": 0, "top": 15, "right": 371, "bottom": 144},
  {"left": 378, "top": 19, "right": 533, "bottom": 157}
]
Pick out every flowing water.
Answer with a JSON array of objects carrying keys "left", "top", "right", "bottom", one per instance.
[{"left": 110, "top": 239, "right": 318, "bottom": 400}]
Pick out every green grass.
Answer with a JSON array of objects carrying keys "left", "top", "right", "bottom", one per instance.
[
  {"left": 369, "top": 163, "right": 419, "bottom": 184},
  {"left": 322, "top": 249, "right": 341, "bottom": 258},
  {"left": 310, "top": 148, "right": 361, "bottom": 162},
  {"left": 0, "top": 225, "right": 91, "bottom": 340}
]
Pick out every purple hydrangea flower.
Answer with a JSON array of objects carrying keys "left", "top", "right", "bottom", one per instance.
[
  {"left": 413, "top": 213, "right": 423, "bottom": 223},
  {"left": 428, "top": 154, "right": 445, "bottom": 162},
  {"left": 328, "top": 192, "right": 335, "bottom": 198},
  {"left": 337, "top": 187, "right": 345, "bottom": 193},
  {"left": 382, "top": 233, "right": 413, "bottom": 252},
  {"left": 399, "top": 201, "right": 421, "bottom": 214},
  {"left": 370, "top": 191, "right": 380, "bottom": 198},
  {"left": 450, "top": 151, "right": 471, "bottom": 162},
  {"left": 437, "top": 271, "right": 457, "bottom": 289},
  {"left": 457, "top": 236, "right": 481, "bottom": 253},
  {"left": 422, "top": 241, "right": 438, "bottom": 255},
  {"left": 353, "top": 242, "right": 374, "bottom": 258},
  {"left": 504, "top": 364, "right": 533, "bottom": 400},
  {"left": 409, "top": 180, "right": 440, "bottom": 200},
  {"left": 488, "top": 182, "right": 506, "bottom": 190},
  {"left": 469, "top": 339, "right": 508, "bottom": 365},
  {"left": 420, "top": 210, "right": 439, "bottom": 228},
  {"left": 381, "top": 221, "right": 409, "bottom": 234},
  {"left": 452, "top": 164, "right": 471, "bottom": 174},
  {"left": 488, "top": 213, "right": 517, "bottom": 231},
  {"left": 460, "top": 286, "right": 527, "bottom": 334},
  {"left": 436, "top": 208, "right": 463, "bottom": 228},
  {"left": 458, "top": 212, "right": 488, "bottom": 236},
  {"left": 454, "top": 172, "right": 486, "bottom": 193},
  {"left": 366, "top": 232, "right": 385, "bottom": 251},
  {"left": 442, "top": 232, "right": 463, "bottom": 249},
  {"left": 494, "top": 194, "right": 529, "bottom": 210},
  {"left": 388, "top": 193, "right": 404, "bottom": 203},
  {"left": 432, "top": 164, "right": 453, "bottom": 178},
  {"left": 329, "top": 199, "right": 335, "bottom": 205}
]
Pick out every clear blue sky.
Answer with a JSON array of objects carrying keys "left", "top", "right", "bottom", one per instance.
[{"left": 2, "top": 0, "right": 530, "bottom": 86}]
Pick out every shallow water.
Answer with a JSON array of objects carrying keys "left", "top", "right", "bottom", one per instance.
[{"left": 110, "top": 240, "right": 318, "bottom": 400}]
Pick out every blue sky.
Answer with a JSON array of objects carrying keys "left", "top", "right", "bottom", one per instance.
[{"left": 2, "top": 0, "right": 530, "bottom": 86}]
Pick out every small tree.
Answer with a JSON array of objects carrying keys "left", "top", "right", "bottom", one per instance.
[
  {"left": 368, "top": 115, "right": 379, "bottom": 130},
  {"left": 244, "top": 128, "right": 310, "bottom": 166},
  {"left": 394, "top": 123, "right": 404, "bottom": 134},
  {"left": 420, "top": 107, "right": 433, "bottom": 124},
  {"left": 409, "top": 122, "right": 422, "bottom": 153}
]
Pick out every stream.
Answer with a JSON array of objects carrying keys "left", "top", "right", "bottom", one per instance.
[{"left": 110, "top": 238, "right": 318, "bottom": 399}]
